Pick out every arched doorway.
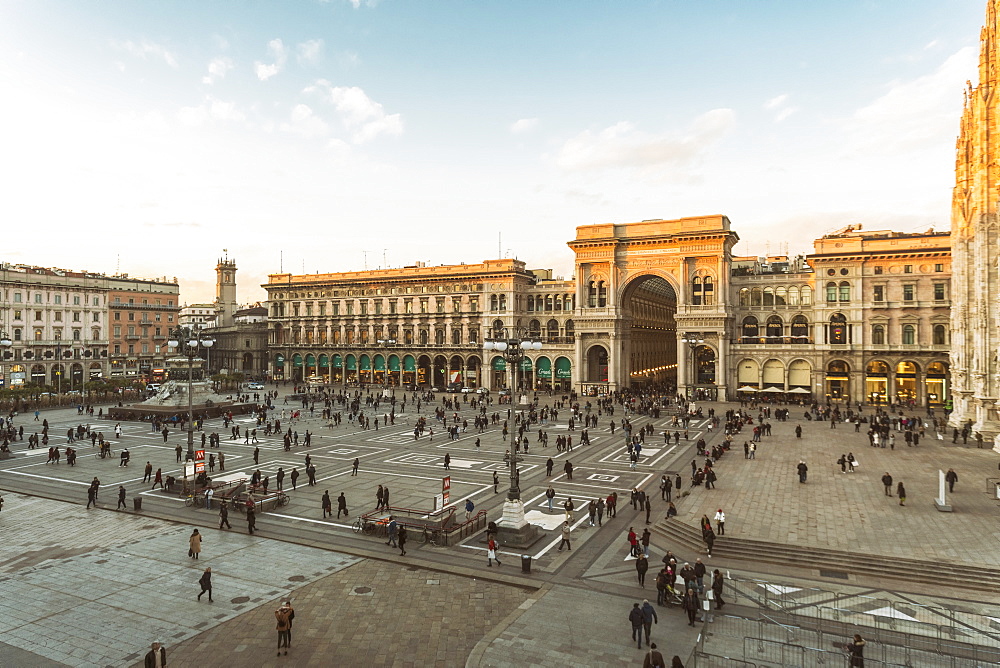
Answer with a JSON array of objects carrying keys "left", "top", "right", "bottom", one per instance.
[
  {"left": 925, "top": 361, "right": 948, "bottom": 407},
  {"left": 585, "top": 345, "right": 608, "bottom": 387},
  {"left": 894, "top": 361, "right": 920, "bottom": 405},
  {"left": 433, "top": 355, "right": 448, "bottom": 390},
  {"left": 466, "top": 356, "right": 480, "bottom": 388},
  {"left": 693, "top": 345, "right": 717, "bottom": 400},
  {"left": 865, "top": 360, "right": 890, "bottom": 405},
  {"left": 620, "top": 274, "right": 677, "bottom": 389},
  {"left": 825, "top": 360, "right": 850, "bottom": 401},
  {"left": 416, "top": 355, "right": 431, "bottom": 388},
  {"left": 449, "top": 355, "right": 464, "bottom": 389},
  {"left": 243, "top": 353, "right": 255, "bottom": 373}
]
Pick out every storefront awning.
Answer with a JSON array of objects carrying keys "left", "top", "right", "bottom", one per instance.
[
  {"left": 555, "top": 356, "right": 571, "bottom": 379},
  {"left": 536, "top": 356, "right": 552, "bottom": 379}
]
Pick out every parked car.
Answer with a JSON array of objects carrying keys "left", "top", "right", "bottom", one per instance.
[{"left": 246, "top": 382, "right": 264, "bottom": 390}]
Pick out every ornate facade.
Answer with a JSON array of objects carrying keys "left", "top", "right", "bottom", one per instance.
[
  {"left": 950, "top": 0, "right": 1000, "bottom": 445},
  {"left": 264, "top": 217, "right": 951, "bottom": 407}
]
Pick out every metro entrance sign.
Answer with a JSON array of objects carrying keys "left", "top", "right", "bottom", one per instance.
[
  {"left": 442, "top": 476, "right": 451, "bottom": 506},
  {"left": 194, "top": 449, "right": 206, "bottom": 474}
]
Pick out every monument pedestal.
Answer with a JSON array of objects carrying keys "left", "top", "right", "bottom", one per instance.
[{"left": 495, "top": 499, "right": 544, "bottom": 549}]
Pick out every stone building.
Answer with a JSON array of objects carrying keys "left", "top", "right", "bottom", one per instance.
[
  {"left": 949, "top": 0, "right": 1000, "bottom": 445},
  {"left": 203, "top": 258, "right": 268, "bottom": 379},
  {"left": 263, "top": 217, "right": 951, "bottom": 408},
  {"left": 106, "top": 276, "right": 180, "bottom": 381}
]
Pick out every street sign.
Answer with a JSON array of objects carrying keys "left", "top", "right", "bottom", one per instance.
[
  {"left": 195, "top": 462, "right": 205, "bottom": 474},
  {"left": 194, "top": 449, "right": 205, "bottom": 462},
  {"left": 442, "top": 476, "right": 451, "bottom": 506}
]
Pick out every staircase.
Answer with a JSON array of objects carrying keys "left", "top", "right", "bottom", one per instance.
[{"left": 651, "top": 518, "right": 1000, "bottom": 593}]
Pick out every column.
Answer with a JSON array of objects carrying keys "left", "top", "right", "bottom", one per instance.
[
  {"left": 607, "top": 333, "right": 618, "bottom": 390},
  {"left": 718, "top": 335, "right": 730, "bottom": 401},
  {"left": 676, "top": 338, "right": 688, "bottom": 392}
]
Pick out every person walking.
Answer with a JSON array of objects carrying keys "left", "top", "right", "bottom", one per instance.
[
  {"left": 143, "top": 461, "right": 153, "bottom": 483},
  {"left": 711, "top": 569, "right": 725, "bottom": 609},
  {"left": 87, "top": 484, "right": 97, "bottom": 509},
  {"left": 557, "top": 520, "right": 572, "bottom": 551},
  {"left": 487, "top": 537, "right": 501, "bottom": 566},
  {"left": 636, "top": 553, "right": 649, "bottom": 587},
  {"left": 253, "top": 446, "right": 260, "bottom": 465},
  {"left": 144, "top": 642, "right": 166, "bottom": 668},
  {"left": 545, "top": 486, "right": 556, "bottom": 511},
  {"left": 714, "top": 509, "right": 725, "bottom": 535},
  {"left": 881, "top": 472, "right": 893, "bottom": 496},
  {"left": 465, "top": 498, "right": 475, "bottom": 520},
  {"left": 444, "top": 452, "right": 451, "bottom": 470},
  {"left": 897, "top": 482, "right": 906, "bottom": 506},
  {"left": 643, "top": 643, "right": 666, "bottom": 668},
  {"left": 151, "top": 468, "right": 163, "bottom": 490},
  {"left": 563, "top": 497, "right": 575, "bottom": 521},
  {"left": 376, "top": 485, "right": 385, "bottom": 510},
  {"left": 386, "top": 516, "right": 398, "bottom": 548},
  {"left": 322, "top": 491, "right": 332, "bottom": 518},
  {"left": 189, "top": 529, "right": 202, "bottom": 559},
  {"left": 352, "top": 458, "right": 360, "bottom": 476},
  {"left": 290, "top": 467, "right": 299, "bottom": 490},
  {"left": 219, "top": 502, "right": 231, "bottom": 530},
  {"left": 640, "top": 599, "right": 658, "bottom": 647},
  {"left": 629, "top": 603, "right": 645, "bottom": 649},
  {"left": 546, "top": 457, "right": 554, "bottom": 477},
  {"left": 275, "top": 601, "right": 292, "bottom": 656},
  {"left": 641, "top": 528, "right": 652, "bottom": 557},
  {"left": 398, "top": 525, "right": 407, "bottom": 556},
  {"left": 645, "top": 496, "right": 653, "bottom": 524},
  {"left": 945, "top": 468, "right": 958, "bottom": 493},
  {"left": 797, "top": 460, "right": 808, "bottom": 483},
  {"left": 628, "top": 527, "right": 639, "bottom": 557},
  {"left": 564, "top": 460, "right": 573, "bottom": 480},
  {"left": 247, "top": 506, "right": 256, "bottom": 534},
  {"left": 682, "top": 588, "right": 701, "bottom": 626},
  {"left": 337, "top": 492, "right": 349, "bottom": 518},
  {"left": 117, "top": 485, "right": 127, "bottom": 510},
  {"left": 493, "top": 471, "right": 499, "bottom": 494},
  {"left": 197, "top": 567, "right": 212, "bottom": 602}
]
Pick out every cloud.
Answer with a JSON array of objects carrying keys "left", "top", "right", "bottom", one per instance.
[
  {"left": 346, "top": 0, "right": 381, "bottom": 7},
  {"left": 764, "top": 93, "right": 798, "bottom": 122},
  {"left": 305, "top": 81, "right": 402, "bottom": 143},
  {"left": 510, "top": 118, "right": 539, "bottom": 134},
  {"left": 254, "top": 39, "right": 287, "bottom": 81},
  {"left": 339, "top": 51, "right": 361, "bottom": 69},
  {"left": 553, "top": 109, "right": 734, "bottom": 173},
  {"left": 202, "top": 57, "right": 234, "bottom": 84},
  {"left": 297, "top": 39, "right": 324, "bottom": 66},
  {"left": 279, "top": 104, "right": 329, "bottom": 138},
  {"left": 177, "top": 96, "right": 246, "bottom": 126},
  {"left": 845, "top": 46, "right": 976, "bottom": 157},
  {"left": 112, "top": 39, "right": 178, "bottom": 68}
]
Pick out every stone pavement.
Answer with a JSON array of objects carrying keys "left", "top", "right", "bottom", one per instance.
[{"left": 663, "top": 404, "right": 1000, "bottom": 570}]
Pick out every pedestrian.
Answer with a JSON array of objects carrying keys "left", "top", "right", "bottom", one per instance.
[
  {"left": 247, "top": 506, "right": 257, "bottom": 534},
  {"left": 218, "top": 451, "right": 225, "bottom": 471},
  {"left": 682, "top": 588, "right": 700, "bottom": 626},
  {"left": 714, "top": 508, "right": 725, "bottom": 535},
  {"left": 386, "top": 516, "right": 398, "bottom": 548},
  {"left": 545, "top": 486, "right": 556, "bottom": 511},
  {"left": 383, "top": 486, "right": 391, "bottom": 509},
  {"left": 546, "top": 457, "right": 554, "bottom": 477},
  {"left": 87, "top": 484, "right": 97, "bottom": 509},
  {"left": 881, "top": 472, "right": 893, "bottom": 496},
  {"left": 848, "top": 633, "right": 866, "bottom": 667},
  {"left": 275, "top": 601, "right": 292, "bottom": 656},
  {"left": 144, "top": 641, "right": 166, "bottom": 668},
  {"left": 197, "top": 567, "right": 213, "bottom": 602},
  {"left": 487, "top": 536, "right": 501, "bottom": 566},
  {"left": 189, "top": 529, "right": 202, "bottom": 559},
  {"left": 290, "top": 467, "right": 299, "bottom": 490},
  {"left": 376, "top": 484, "right": 385, "bottom": 510},
  {"left": 640, "top": 598, "right": 658, "bottom": 647},
  {"left": 629, "top": 602, "right": 645, "bottom": 649},
  {"left": 557, "top": 520, "right": 572, "bottom": 551},
  {"left": 493, "top": 471, "right": 499, "bottom": 493},
  {"left": 704, "top": 527, "right": 716, "bottom": 557},
  {"left": 897, "top": 482, "right": 906, "bottom": 506},
  {"left": 597, "top": 497, "right": 605, "bottom": 526},
  {"left": 564, "top": 460, "right": 573, "bottom": 480},
  {"left": 352, "top": 457, "right": 360, "bottom": 476},
  {"left": 563, "top": 496, "right": 575, "bottom": 521},
  {"left": 645, "top": 496, "right": 652, "bottom": 524},
  {"left": 219, "top": 502, "right": 231, "bottom": 529},
  {"left": 643, "top": 643, "right": 666, "bottom": 668},
  {"left": 398, "top": 525, "right": 407, "bottom": 556},
  {"left": 946, "top": 468, "right": 958, "bottom": 493},
  {"left": 465, "top": 498, "right": 475, "bottom": 520},
  {"left": 322, "top": 491, "right": 332, "bottom": 518},
  {"left": 143, "top": 461, "right": 153, "bottom": 483},
  {"left": 337, "top": 492, "right": 349, "bottom": 518},
  {"left": 628, "top": 527, "right": 639, "bottom": 557},
  {"left": 117, "top": 485, "right": 127, "bottom": 510},
  {"left": 797, "top": 460, "right": 808, "bottom": 483},
  {"left": 712, "top": 569, "right": 725, "bottom": 609},
  {"left": 444, "top": 452, "right": 451, "bottom": 470},
  {"left": 276, "top": 467, "right": 284, "bottom": 490},
  {"left": 588, "top": 499, "right": 598, "bottom": 526},
  {"left": 636, "top": 553, "right": 649, "bottom": 587}
]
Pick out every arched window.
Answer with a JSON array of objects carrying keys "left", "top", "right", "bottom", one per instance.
[
  {"left": 739, "top": 288, "right": 750, "bottom": 307},
  {"left": 902, "top": 324, "right": 916, "bottom": 345},
  {"left": 419, "top": 330, "right": 429, "bottom": 345},
  {"left": 547, "top": 319, "right": 559, "bottom": 342},
  {"left": 90, "top": 328, "right": 99, "bottom": 341},
  {"left": 872, "top": 325, "right": 885, "bottom": 345},
  {"left": 829, "top": 314, "right": 848, "bottom": 345},
  {"left": 492, "top": 319, "right": 505, "bottom": 337},
  {"left": 554, "top": 295, "right": 562, "bottom": 311},
  {"left": 34, "top": 329, "right": 43, "bottom": 341},
  {"left": 763, "top": 287, "right": 774, "bottom": 307},
  {"left": 528, "top": 319, "right": 541, "bottom": 337},
  {"left": 545, "top": 295, "right": 553, "bottom": 311},
  {"left": 403, "top": 330, "right": 413, "bottom": 345},
  {"left": 435, "top": 329, "right": 445, "bottom": 345},
  {"left": 741, "top": 316, "right": 759, "bottom": 343},
  {"left": 839, "top": 281, "right": 851, "bottom": 302},
  {"left": 702, "top": 276, "right": 714, "bottom": 305},
  {"left": 499, "top": 295, "right": 507, "bottom": 310},
  {"left": 765, "top": 315, "right": 783, "bottom": 342},
  {"left": 527, "top": 295, "right": 535, "bottom": 312},
  {"left": 826, "top": 282, "right": 838, "bottom": 302},
  {"left": 691, "top": 277, "right": 702, "bottom": 305},
  {"left": 565, "top": 320, "right": 575, "bottom": 340},
  {"left": 598, "top": 281, "right": 608, "bottom": 307},
  {"left": 800, "top": 286, "right": 812, "bottom": 305},
  {"left": 451, "top": 329, "right": 462, "bottom": 345},
  {"left": 588, "top": 281, "right": 597, "bottom": 308},
  {"left": 490, "top": 295, "right": 498, "bottom": 311},
  {"left": 787, "top": 286, "right": 799, "bottom": 306},
  {"left": 751, "top": 288, "right": 762, "bottom": 307},
  {"left": 775, "top": 286, "right": 787, "bottom": 306},
  {"left": 790, "top": 315, "right": 809, "bottom": 342},
  {"left": 933, "top": 324, "right": 946, "bottom": 345}
]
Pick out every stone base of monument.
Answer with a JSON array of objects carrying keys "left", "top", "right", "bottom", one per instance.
[
  {"left": 934, "top": 499, "right": 953, "bottom": 512},
  {"left": 494, "top": 499, "right": 545, "bottom": 549}
]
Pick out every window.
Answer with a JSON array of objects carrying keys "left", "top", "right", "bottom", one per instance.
[
  {"left": 128, "top": 344, "right": 135, "bottom": 354},
  {"left": 470, "top": 296, "right": 479, "bottom": 312},
  {"left": 873, "top": 285, "right": 884, "bottom": 302},
  {"left": 142, "top": 343, "right": 149, "bottom": 354},
  {"left": 872, "top": 325, "right": 885, "bottom": 345},
  {"left": 73, "top": 296, "right": 80, "bottom": 305},
  {"left": 436, "top": 298, "right": 445, "bottom": 313},
  {"left": 13, "top": 293, "right": 21, "bottom": 303},
  {"left": 305, "top": 303, "right": 313, "bottom": 316},
  {"left": 826, "top": 282, "right": 837, "bottom": 302},
  {"left": 838, "top": 282, "right": 851, "bottom": 302},
  {"left": 452, "top": 298, "right": 461, "bottom": 313},
  {"left": 72, "top": 329, "right": 81, "bottom": 341},
  {"left": 389, "top": 301, "right": 397, "bottom": 314},
  {"left": 829, "top": 314, "right": 848, "bottom": 345},
  {"left": 763, "top": 287, "right": 774, "bottom": 307},
  {"left": 934, "top": 283, "right": 945, "bottom": 301},
  {"left": 904, "top": 265, "right": 913, "bottom": 274},
  {"left": 692, "top": 277, "right": 703, "bottom": 305},
  {"left": 598, "top": 281, "right": 607, "bottom": 307},
  {"left": 375, "top": 301, "right": 382, "bottom": 315},
  {"left": 128, "top": 312, "right": 134, "bottom": 321},
  {"left": 319, "top": 302, "right": 326, "bottom": 316},
  {"left": 114, "top": 344, "right": 121, "bottom": 354},
  {"left": 404, "top": 300, "right": 412, "bottom": 314},
  {"left": 34, "top": 294, "right": 42, "bottom": 304},
  {"left": 73, "top": 311, "right": 80, "bottom": 322},
  {"left": 114, "top": 326, "right": 121, "bottom": 337},
  {"left": 902, "top": 324, "right": 916, "bottom": 345},
  {"left": 420, "top": 299, "right": 428, "bottom": 314},
  {"left": 741, "top": 316, "right": 759, "bottom": 342},
  {"left": 903, "top": 284, "right": 915, "bottom": 302},
  {"left": 35, "top": 310, "right": 42, "bottom": 321},
  {"left": 790, "top": 315, "right": 809, "bottom": 342},
  {"left": 54, "top": 312, "right": 62, "bottom": 322},
  {"left": 53, "top": 329, "right": 61, "bottom": 340},
  {"left": 13, "top": 310, "right": 21, "bottom": 320},
  {"left": 360, "top": 302, "right": 367, "bottom": 315},
  {"left": 587, "top": 281, "right": 597, "bottom": 308},
  {"left": 873, "top": 266, "right": 883, "bottom": 275},
  {"left": 13, "top": 329, "right": 21, "bottom": 341},
  {"left": 54, "top": 295, "right": 62, "bottom": 305},
  {"left": 93, "top": 313, "right": 100, "bottom": 323},
  {"left": 765, "top": 315, "right": 783, "bottom": 342},
  {"left": 346, "top": 302, "right": 354, "bottom": 315},
  {"left": 34, "top": 329, "right": 43, "bottom": 341},
  {"left": 934, "top": 264, "right": 944, "bottom": 272},
  {"left": 94, "top": 297, "right": 99, "bottom": 306},
  {"left": 92, "top": 329, "right": 100, "bottom": 341},
  {"left": 933, "top": 324, "right": 947, "bottom": 345}
]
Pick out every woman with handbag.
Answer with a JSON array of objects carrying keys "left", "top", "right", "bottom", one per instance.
[{"left": 188, "top": 529, "right": 202, "bottom": 559}]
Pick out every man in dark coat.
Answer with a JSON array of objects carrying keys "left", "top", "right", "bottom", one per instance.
[
  {"left": 628, "top": 602, "right": 644, "bottom": 648},
  {"left": 144, "top": 642, "right": 166, "bottom": 668},
  {"left": 197, "top": 567, "right": 212, "bottom": 602},
  {"left": 682, "top": 588, "right": 701, "bottom": 626}
]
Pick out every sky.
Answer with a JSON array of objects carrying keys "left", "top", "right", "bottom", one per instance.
[{"left": 0, "top": 0, "right": 987, "bottom": 304}]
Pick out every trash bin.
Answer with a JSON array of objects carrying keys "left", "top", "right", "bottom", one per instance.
[
  {"left": 521, "top": 554, "right": 531, "bottom": 574},
  {"left": 132, "top": 497, "right": 142, "bottom": 511}
]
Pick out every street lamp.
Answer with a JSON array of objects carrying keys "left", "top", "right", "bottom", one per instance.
[
  {"left": 377, "top": 338, "right": 396, "bottom": 387},
  {"left": 167, "top": 326, "right": 214, "bottom": 485},
  {"left": 483, "top": 327, "right": 542, "bottom": 400},
  {"left": 680, "top": 332, "right": 704, "bottom": 400}
]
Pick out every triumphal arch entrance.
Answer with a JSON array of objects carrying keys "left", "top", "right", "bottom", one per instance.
[{"left": 568, "top": 215, "right": 739, "bottom": 398}]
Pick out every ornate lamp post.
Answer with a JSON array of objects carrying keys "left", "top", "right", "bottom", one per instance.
[
  {"left": 0, "top": 333, "right": 12, "bottom": 387},
  {"left": 377, "top": 338, "right": 396, "bottom": 387},
  {"left": 482, "top": 327, "right": 542, "bottom": 547},
  {"left": 167, "top": 326, "right": 214, "bottom": 489},
  {"left": 680, "top": 332, "right": 704, "bottom": 400}
]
